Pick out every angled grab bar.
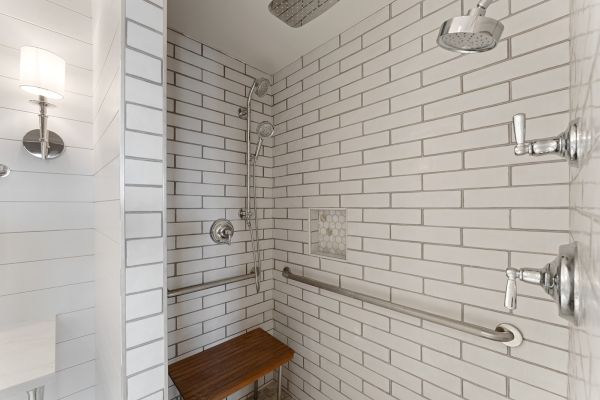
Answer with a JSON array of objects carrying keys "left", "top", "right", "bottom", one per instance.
[{"left": 282, "top": 267, "right": 523, "bottom": 347}]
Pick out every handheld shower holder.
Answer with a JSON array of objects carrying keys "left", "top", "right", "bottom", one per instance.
[
  {"left": 504, "top": 243, "right": 576, "bottom": 322},
  {"left": 239, "top": 208, "right": 254, "bottom": 221},
  {"left": 512, "top": 113, "right": 579, "bottom": 163}
]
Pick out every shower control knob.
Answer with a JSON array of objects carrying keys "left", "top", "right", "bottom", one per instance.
[
  {"left": 210, "top": 219, "right": 234, "bottom": 245},
  {"left": 512, "top": 113, "right": 580, "bottom": 162},
  {"left": 503, "top": 243, "right": 577, "bottom": 322}
]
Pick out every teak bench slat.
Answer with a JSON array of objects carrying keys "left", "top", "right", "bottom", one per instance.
[{"left": 169, "top": 328, "right": 294, "bottom": 400}]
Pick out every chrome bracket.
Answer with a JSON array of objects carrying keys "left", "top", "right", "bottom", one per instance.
[
  {"left": 238, "top": 107, "right": 248, "bottom": 119},
  {"left": 27, "top": 386, "right": 44, "bottom": 400},
  {"left": 210, "top": 219, "right": 234, "bottom": 245},
  {"left": 239, "top": 208, "right": 254, "bottom": 220},
  {"left": 504, "top": 243, "right": 576, "bottom": 322},
  {"left": 0, "top": 164, "right": 10, "bottom": 178},
  {"left": 496, "top": 323, "right": 523, "bottom": 347},
  {"left": 512, "top": 113, "right": 579, "bottom": 164}
]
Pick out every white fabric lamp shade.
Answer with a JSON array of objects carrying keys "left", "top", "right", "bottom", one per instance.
[{"left": 19, "top": 46, "right": 66, "bottom": 100}]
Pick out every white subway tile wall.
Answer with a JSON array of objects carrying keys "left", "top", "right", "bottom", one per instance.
[
  {"left": 568, "top": 0, "right": 600, "bottom": 399},
  {"left": 165, "top": 29, "right": 275, "bottom": 400},
  {"left": 269, "top": 1, "right": 570, "bottom": 400},
  {"left": 124, "top": 0, "right": 168, "bottom": 399},
  {"left": 0, "top": 1, "right": 94, "bottom": 399}
]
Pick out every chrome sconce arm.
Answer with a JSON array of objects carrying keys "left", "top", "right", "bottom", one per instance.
[
  {"left": 23, "top": 96, "right": 65, "bottom": 160},
  {"left": 512, "top": 113, "right": 579, "bottom": 163},
  {"left": 504, "top": 243, "right": 577, "bottom": 322}
]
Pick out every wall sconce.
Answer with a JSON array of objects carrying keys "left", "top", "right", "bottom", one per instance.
[{"left": 19, "top": 46, "right": 66, "bottom": 159}]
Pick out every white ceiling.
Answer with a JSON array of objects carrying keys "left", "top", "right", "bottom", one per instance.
[{"left": 167, "top": 0, "right": 395, "bottom": 74}]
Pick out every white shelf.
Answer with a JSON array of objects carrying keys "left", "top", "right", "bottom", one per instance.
[{"left": 0, "top": 320, "right": 56, "bottom": 392}]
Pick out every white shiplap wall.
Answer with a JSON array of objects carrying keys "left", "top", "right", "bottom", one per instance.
[
  {"left": 93, "top": 0, "right": 123, "bottom": 397},
  {"left": 269, "top": 1, "right": 571, "bottom": 400},
  {"left": 0, "top": 1, "right": 95, "bottom": 399}
]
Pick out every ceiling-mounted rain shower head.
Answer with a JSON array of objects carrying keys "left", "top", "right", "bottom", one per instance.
[
  {"left": 253, "top": 78, "right": 270, "bottom": 98},
  {"left": 254, "top": 121, "right": 275, "bottom": 158},
  {"left": 437, "top": 0, "right": 504, "bottom": 53},
  {"left": 269, "top": 0, "right": 340, "bottom": 28}
]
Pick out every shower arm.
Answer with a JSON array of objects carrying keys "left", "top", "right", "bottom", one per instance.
[
  {"left": 477, "top": 0, "right": 497, "bottom": 9},
  {"left": 469, "top": 0, "right": 498, "bottom": 15}
]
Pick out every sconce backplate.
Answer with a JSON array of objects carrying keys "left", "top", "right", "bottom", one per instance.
[{"left": 23, "top": 129, "right": 64, "bottom": 159}]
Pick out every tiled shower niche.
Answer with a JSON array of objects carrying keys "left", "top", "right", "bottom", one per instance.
[{"left": 309, "top": 208, "right": 347, "bottom": 260}]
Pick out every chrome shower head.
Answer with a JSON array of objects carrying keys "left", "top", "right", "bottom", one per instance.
[
  {"left": 257, "top": 121, "right": 275, "bottom": 139},
  {"left": 253, "top": 78, "right": 270, "bottom": 97},
  {"left": 269, "top": 0, "right": 340, "bottom": 28},
  {"left": 437, "top": 0, "right": 503, "bottom": 53},
  {"left": 254, "top": 121, "right": 275, "bottom": 158}
]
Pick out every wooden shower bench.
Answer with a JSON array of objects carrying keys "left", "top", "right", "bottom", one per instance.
[{"left": 169, "top": 328, "right": 294, "bottom": 400}]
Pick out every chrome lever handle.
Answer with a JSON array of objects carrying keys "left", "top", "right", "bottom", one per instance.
[
  {"left": 224, "top": 229, "right": 233, "bottom": 245},
  {"left": 505, "top": 269, "right": 518, "bottom": 310},
  {"left": 513, "top": 113, "right": 529, "bottom": 155},
  {"left": 504, "top": 267, "right": 546, "bottom": 311}
]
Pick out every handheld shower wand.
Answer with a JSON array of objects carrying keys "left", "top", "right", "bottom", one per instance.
[
  {"left": 254, "top": 121, "right": 275, "bottom": 159},
  {"left": 241, "top": 78, "right": 272, "bottom": 293}
]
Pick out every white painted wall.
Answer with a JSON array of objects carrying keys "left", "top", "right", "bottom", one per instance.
[{"left": 0, "top": 1, "right": 95, "bottom": 399}]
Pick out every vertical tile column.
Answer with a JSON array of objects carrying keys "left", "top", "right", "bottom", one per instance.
[{"left": 123, "top": 0, "right": 167, "bottom": 399}]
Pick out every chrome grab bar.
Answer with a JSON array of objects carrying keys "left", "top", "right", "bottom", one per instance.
[
  {"left": 168, "top": 273, "right": 255, "bottom": 298},
  {"left": 282, "top": 267, "right": 523, "bottom": 347}
]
